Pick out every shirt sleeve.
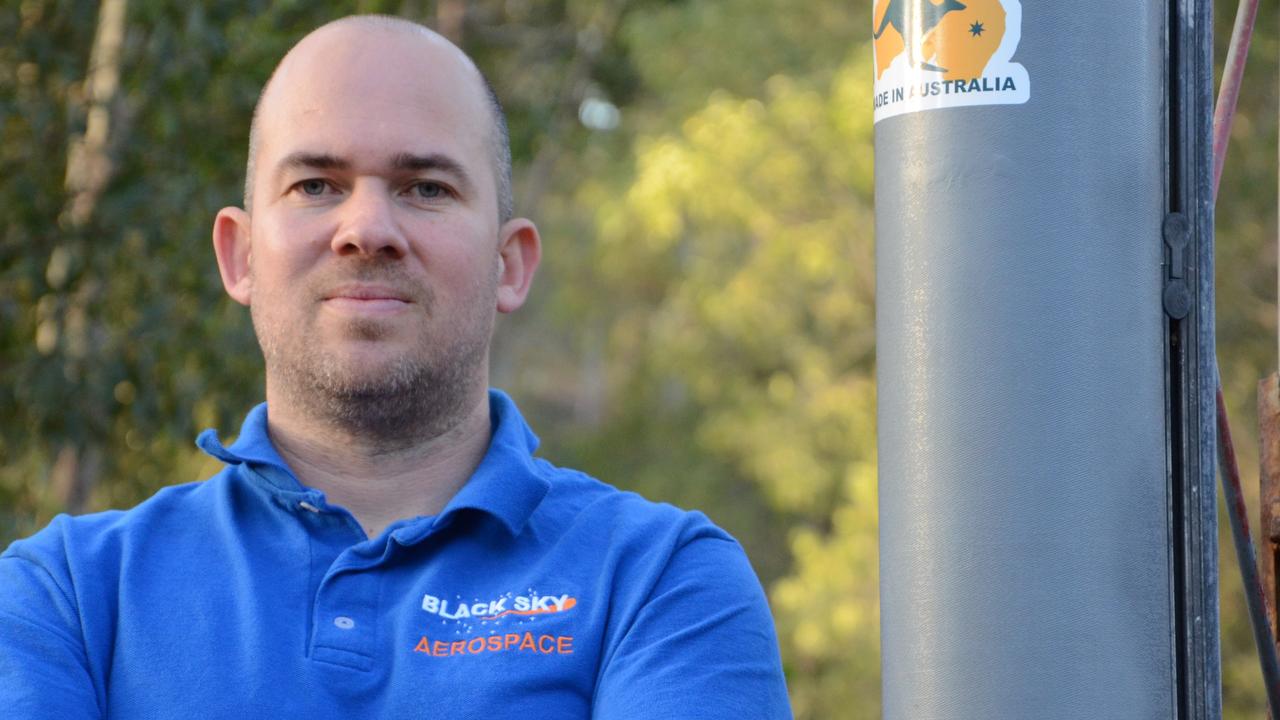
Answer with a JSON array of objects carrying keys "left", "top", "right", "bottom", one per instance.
[
  {"left": 0, "top": 535, "right": 103, "bottom": 719},
  {"left": 591, "top": 533, "right": 793, "bottom": 719}
]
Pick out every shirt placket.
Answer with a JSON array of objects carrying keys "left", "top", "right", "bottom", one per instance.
[{"left": 310, "top": 561, "right": 379, "bottom": 671}]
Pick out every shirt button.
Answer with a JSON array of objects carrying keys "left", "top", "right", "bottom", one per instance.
[{"left": 334, "top": 616, "right": 356, "bottom": 630}]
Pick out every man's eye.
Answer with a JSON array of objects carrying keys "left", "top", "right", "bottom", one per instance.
[
  {"left": 298, "top": 179, "right": 328, "bottom": 196},
  {"left": 413, "top": 181, "right": 446, "bottom": 199}
]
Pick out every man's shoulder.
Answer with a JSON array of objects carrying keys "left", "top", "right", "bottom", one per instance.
[
  {"left": 2, "top": 469, "right": 235, "bottom": 572},
  {"left": 526, "top": 460, "right": 789, "bottom": 717},
  {"left": 528, "top": 457, "right": 740, "bottom": 557},
  {"left": 534, "top": 456, "right": 708, "bottom": 516}
]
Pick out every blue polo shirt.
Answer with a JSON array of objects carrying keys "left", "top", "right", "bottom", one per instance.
[{"left": 0, "top": 391, "right": 791, "bottom": 718}]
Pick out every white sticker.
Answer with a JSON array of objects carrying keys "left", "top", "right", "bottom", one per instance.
[{"left": 872, "top": 0, "right": 1030, "bottom": 123}]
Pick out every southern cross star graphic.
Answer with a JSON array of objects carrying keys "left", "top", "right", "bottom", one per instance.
[{"left": 969, "top": 20, "right": 985, "bottom": 37}]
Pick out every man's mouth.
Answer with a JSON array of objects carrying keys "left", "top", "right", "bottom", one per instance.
[{"left": 322, "top": 284, "right": 413, "bottom": 314}]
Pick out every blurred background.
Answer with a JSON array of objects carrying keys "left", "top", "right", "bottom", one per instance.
[{"left": 0, "top": 0, "right": 1276, "bottom": 716}]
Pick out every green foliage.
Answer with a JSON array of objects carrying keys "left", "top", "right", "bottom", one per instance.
[{"left": 562, "top": 53, "right": 881, "bottom": 715}]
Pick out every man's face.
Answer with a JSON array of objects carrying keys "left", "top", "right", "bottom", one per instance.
[{"left": 239, "top": 26, "right": 505, "bottom": 435}]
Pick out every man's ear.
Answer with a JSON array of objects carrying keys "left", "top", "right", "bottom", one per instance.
[
  {"left": 212, "top": 207, "right": 253, "bottom": 306},
  {"left": 495, "top": 218, "right": 541, "bottom": 314}
]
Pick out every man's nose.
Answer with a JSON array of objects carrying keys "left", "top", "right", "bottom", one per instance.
[{"left": 331, "top": 182, "right": 409, "bottom": 258}]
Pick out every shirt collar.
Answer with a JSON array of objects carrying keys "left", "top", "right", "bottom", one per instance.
[
  {"left": 196, "top": 403, "right": 304, "bottom": 497},
  {"left": 196, "top": 389, "right": 551, "bottom": 536}
]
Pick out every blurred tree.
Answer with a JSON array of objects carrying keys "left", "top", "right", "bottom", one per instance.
[{"left": 566, "top": 48, "right": 881, "bottom": 719}]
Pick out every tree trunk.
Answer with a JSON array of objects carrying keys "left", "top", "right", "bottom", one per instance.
[
  {"left": 64, "top": 0, "right": 127, "bottom": 226},
  {"left": 50, "top": 0, "right": 128, "bottom": 513},
  {"left": 436, "top": 0, "right": 467, "bottom": 45}
]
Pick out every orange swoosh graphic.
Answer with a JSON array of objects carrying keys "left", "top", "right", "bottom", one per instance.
[{"left": 480, "top": 597, "right": 577, "bottom": 621}]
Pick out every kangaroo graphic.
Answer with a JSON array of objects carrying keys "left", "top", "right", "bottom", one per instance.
[{"left": 873, "top": 0, "right": 968, "bottom": 73}]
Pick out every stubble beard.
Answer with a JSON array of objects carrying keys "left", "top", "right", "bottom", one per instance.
[{"left": 252, "top": 263, "right": 495, "bottom": 451}]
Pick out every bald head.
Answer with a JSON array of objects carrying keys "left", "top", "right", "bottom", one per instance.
[{"left": 243, "top": 15, "right": 513, "bottom": 221}]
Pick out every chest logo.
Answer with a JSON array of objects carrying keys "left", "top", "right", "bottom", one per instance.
[{"left": 421, "top": 592, "right": 578, "bottom": 622}]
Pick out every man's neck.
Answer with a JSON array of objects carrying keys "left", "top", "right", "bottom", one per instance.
[{"left": 264, "top": 389, "right": 493, "bottom": 539}]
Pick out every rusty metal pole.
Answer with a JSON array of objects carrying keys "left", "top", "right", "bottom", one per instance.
[
  {"left": 1263, "top": 35, "right": 1280, "bottom": 703},
  {"left": 1259, "top": 377, "right": 1280, "bottom": 668},
  {"left": 1268, "top": 0, "right": 1280, "bottom": 677},
  {"left": 1212, "top": 0, "right": 1280, "bottom": 708}
]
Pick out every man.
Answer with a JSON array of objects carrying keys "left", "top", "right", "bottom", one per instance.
[{"left": 0, "top": 15, "right": 791, "bottom": 718}]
